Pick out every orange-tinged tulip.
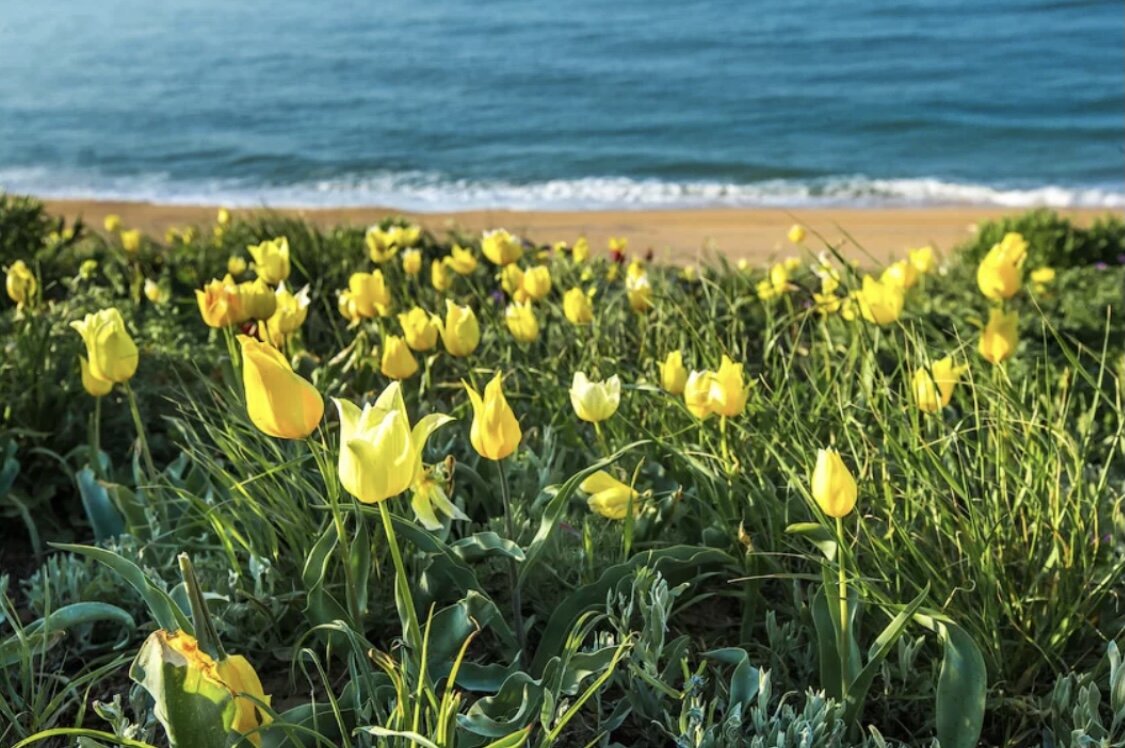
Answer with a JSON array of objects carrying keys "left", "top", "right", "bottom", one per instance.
[
  {"left": 197, "top": 274, "right": 247, "bottom": 328},
  {"left": 238, "top": 335, "right": 323, "bottom": 439}
]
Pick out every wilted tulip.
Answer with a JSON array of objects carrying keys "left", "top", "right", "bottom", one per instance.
[
  {"left": 570, "top": 372, "right": 621, "bottom": 423},
  {"left": 810, "top": 448, "right": 857, "bottom": 518},
  {"left": 238, "top": 335, "right": 323, "bottom": 439},
  {"left": 464, "top": 372, "right": 521, "bottom": 460},
  {"left": 71, "top": 308, "right": 139, "bottom": 384}
]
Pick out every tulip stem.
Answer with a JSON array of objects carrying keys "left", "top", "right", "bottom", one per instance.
[
  {"left": 719, "top": 415, "right": 731, "bottom": 472},
  {"left": 90, "top": 395, "right": 102, "bottom": 476},
  {"left": 123, "top": 382, "right": 158, "bottom": 481},
  {"left": 379, "top": 501, "right": 424, "bottom": 655},
  {"left": 497, "top": 459, "right": 527, "bottom": 658},
  {"left": 836, "top": 515, "right": 849, "bottom": 703}
]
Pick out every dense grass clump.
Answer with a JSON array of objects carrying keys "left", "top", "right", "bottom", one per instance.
[{"left": 2, "top": 195, "right": 1124, "bottom": 747}]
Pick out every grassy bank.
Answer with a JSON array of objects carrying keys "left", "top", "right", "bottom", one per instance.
[{"left": 2, "top": 194, "right": 1125, "bottom": 746}]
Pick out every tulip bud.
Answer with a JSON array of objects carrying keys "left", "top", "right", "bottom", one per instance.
[
  {"left": 810, "top": 448, "right": 857, "bottom": 518},
  {"left": 505, "top": 302, "right": 540, "bottom": 343},
  {"left": 570, "top": 372, "right": 621, "bottom": 423},
  {"left": 120, "top": 229, "right": 142, "bottom": 254},
  {"left": 5, "top": 260, "right": 37, "bottom": 306},
  {"left": 431, "top": 258, "right": 453, "bottom": 292},
  {"left": 521, "top": 266, "right": 552, "bottom": 301},
  {"left": 103, "top": 214, "right": 122, "bottom": 233},
  {"left": 79, "top": 356, "right": 114, "bottom": 397},
  {"left": 912, "top": 356, "right": 968, "bottom": 413},
  {"left": 787, "top": 224, "right": 806, "bottom": 244},
  {"left": 402, "top": 249, "right": 423, "bottom": 276},
  {"left": 238, "top": 335, "right": 324, "bottom": 439},
  {"left": 976, "top": 232, "right": 1027, "bottom": 301},
  {"left": 70, "top": 308, "right": 139, "bottom": 383},
  {"left": 464, "top": 372, "right": 521, "bottom": 460},
  {"left": 658, "top": 350, "right": 688, "bottom": 395},
  {"left": 710, "top": 355, "right": 749, "bottom": 418},
  {"left": 398, "top": 306, "right": 439, "bottom": 351}
]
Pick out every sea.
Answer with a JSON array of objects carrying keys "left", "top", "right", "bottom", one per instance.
[{"left": 0, "top": 0, "right": 1121, "bottom": 211}]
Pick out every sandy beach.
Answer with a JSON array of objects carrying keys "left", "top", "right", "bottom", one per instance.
[{"left": 42, "top": 198, "right": 1110, "bottom": 264}]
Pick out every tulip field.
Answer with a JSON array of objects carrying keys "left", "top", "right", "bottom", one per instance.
[{"left": 4, "top": 193, "right": 1125, "bottom": 747}]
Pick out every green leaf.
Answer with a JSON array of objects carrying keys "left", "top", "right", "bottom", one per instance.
[
  {"left": 52, "top": 543, "right": 191, "bottom": 633},
  {"left": 702, "top": 648, "right": 760, "bottom": 713},
  {"left": 784, "top": 522, "right": 837, "bottom": 561},
  {"left": 450, "top": 532, "right": 526, "bottom": 563},
  {"left": 915, "top": 614, "right": 987, "bottom": 748},
  {"left": 842, "top": 585, "right": 929, "bottom": 725},
  {"left": 76, "top": 466, "right": 125, "bottom": 542},
  {"left": 0, "top": 602, "right": 135, "bottom": 667}
]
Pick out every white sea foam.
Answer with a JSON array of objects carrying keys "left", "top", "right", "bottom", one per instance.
[{"left": 1, "top": 166, "right": 1121, "bottom": 211}]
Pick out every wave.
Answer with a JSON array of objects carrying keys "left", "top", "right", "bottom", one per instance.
[{"left": 0, "top": 166, "right": 1121, "bottom": 211}]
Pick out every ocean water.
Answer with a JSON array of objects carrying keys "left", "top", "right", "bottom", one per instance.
[{"left": 0, "top": 0, "right": 1121, "bottom": 210}]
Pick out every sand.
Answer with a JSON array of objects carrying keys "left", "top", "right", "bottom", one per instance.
[{"left": 41, "top": 198, "right": 1111, "bottom": 264}]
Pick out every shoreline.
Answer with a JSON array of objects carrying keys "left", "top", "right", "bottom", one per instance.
[{"left": 40, "top": 197, "right": 1112, "bottom": 264}]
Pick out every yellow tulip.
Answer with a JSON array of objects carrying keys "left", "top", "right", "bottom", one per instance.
[
  {"left": 402, "top": 249, "right": 423, "bottom": 277},
  {"left": 908, "top": 245, "right": 935, "bottom": 274},
  {"left": 500, "top": 264, "right": 524, "bottom": 296},
  {"left": 103, "top": 214, "right": 122, "bottom": 233},
  {"left": 683, "top": 370, "right": 715, "bottom": 420},
  {"left": 366, "top": 224, "right": 420, "bottom": 262},
  {"left": 398, "top": 306, "right": 439, "bottom": 351},
  {"left": 570, "top": 372, "right": 621, "bottom": 423},
  {"left": 626, "top": 271, "right": 653, "bottom": 312},
  {"left": 481, "top": 228, "right": 523, "bottom": 265},
  {"left": 563, "top": 287, "right": 594, "bottom": 325},
  {"left": 880, "top": 259, "right": 917, "bottom": 289},
  {"left": 608, "top": 236, "right": 628, "bottom": 255},
  {"left": 238, "top": 278, "right": 278, "bottom": 321},
  {"left": 238, "top": 335, "right": 323, "bottom": 439},
  {"left": 448, "top": 244, "right": 478, "bottom": 275},
  {"left": 505, "top": 301, "right": 540, "bottom": 343},
  {"left": 711, "top": 355, "right": 749, "bottom": 418},
  {"left": 521, "top": 265, "right": 552, "bottom": 301},
  {"left": 438, "top": 299, "right": 480, "bottom": 357},
  {"left": 787, "top": 224, "right": 806, "bottom": 244},
  {"left": 979, "top": 308, "right": 1018, "bottom": 365},
  {"left": 572, "top": 236, "right": 590, "bottom": 263},
  {"left": 70, "top": 308, "right": 139, "bottom": 383},
  {"left": 976, "top": 232, "right": 1027, "bottom": 301},
  {"left": 581, "top": 471, "right": 638, "bottom": 520},
  {"left": 144, "top": 278, "right": 169, "bottom": 305},
  {"left": 334, "top": 382, "right": 452, "bottom": 503},
  {"left": 347, "top": 271, "right": 392, "bottom": 318},
  {"left": 810, "top": 448, "right": 857, "bottom": 518},
  {"left": 247, "top": 237, "right": 290, "bottom": 284},
  {"left": 227, "top": 255, "right": 248, "bottom": 276},
  {"left": 431, "top": 258, "right": 453, "bottom": 292},
  {"left": 913, "top": 355, "right": 968, "bottom": 413},
  {"left": 120, "top": 229, "right": 142, "bottom": 254},
  {"left": 79, "top": 356, "right": 114, "bottom": 397},
  {"left": 856, "top": 275, "right": 904, "bottom": 325},
  {"left": 464, "top": 372, "right": 521, "bottom": 460},
  {"left": 6, "top": 260, "right": 37, "bottom": 306},
  {"left": 264, "top": 283, "right": 310, "bottom": 343},
  {"left": 756, "top": 278, "right": 782, "bottom": 302},
  {"left": 813, "top": 292, "right": 841, "bottom": 315},
  {"left": 217, "top": 207, "right": 231, "bottom": 226},
  {"left": 197, "top": 275, "right": 247, "bottom": 328},
  {"left": 1030, "top": 266, "right": 1055, "bottom": 284},
  {"left": 381, "top": 335, "right": 419, "bottom": 380},
  {"left": 658, "top": 350, "right": 688, "bottom": 395}
]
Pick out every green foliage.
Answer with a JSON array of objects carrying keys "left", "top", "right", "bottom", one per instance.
[{"left": 956, "top": 208, "right": 1125, "bottom": 268}]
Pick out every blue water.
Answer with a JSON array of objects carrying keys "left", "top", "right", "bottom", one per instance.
[{"left": 0, "top": 0, "right": 1122, "bottom": 209}]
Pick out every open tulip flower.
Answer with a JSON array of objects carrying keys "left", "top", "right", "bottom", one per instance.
[
  {"left": 464, "top": 372, "right": 521, "bottom": 460},
  {"left": 247, "top": 237, "right": 290, "bottom": 284},
  {"left": 238, "top": 335, "right": 324, "bottom": 439},
  {"left": 447, "top": 244, "right": 478, "bottom": 275},
  {"left": 334, "top": 381, "right": 454, "bottom": 505},
  {"left": 71, "top": 308, "right": 139, "bottom": 383},
  {"left": 431, "top": 258, "right": 454, "bottom": 292},
  {"left": 710, "top": 355, "right": 750, "bottom": 418},
  {"left": 197, "top": 274, "right": 247, "bottom": 328},
  {"left": 264, "top": 283, "right": 311, "bottom": 344},
  {"left": 581, "top": 470, "right": 639, "bottom": 520},
  {"left": 481, "top": 228, "right": 523, "bottom": 266},
  {"left": 912, "top": 356, "right": 968, "bottom": 413},
  {"left": 976, "top": 232, "right": 1027, "bottom": 301},
  {"left": 570, "top": 371, "right": 621, "bottom": 423},
  {"left": 856, "top": 275, "right": 905, "bottom": 325}
]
